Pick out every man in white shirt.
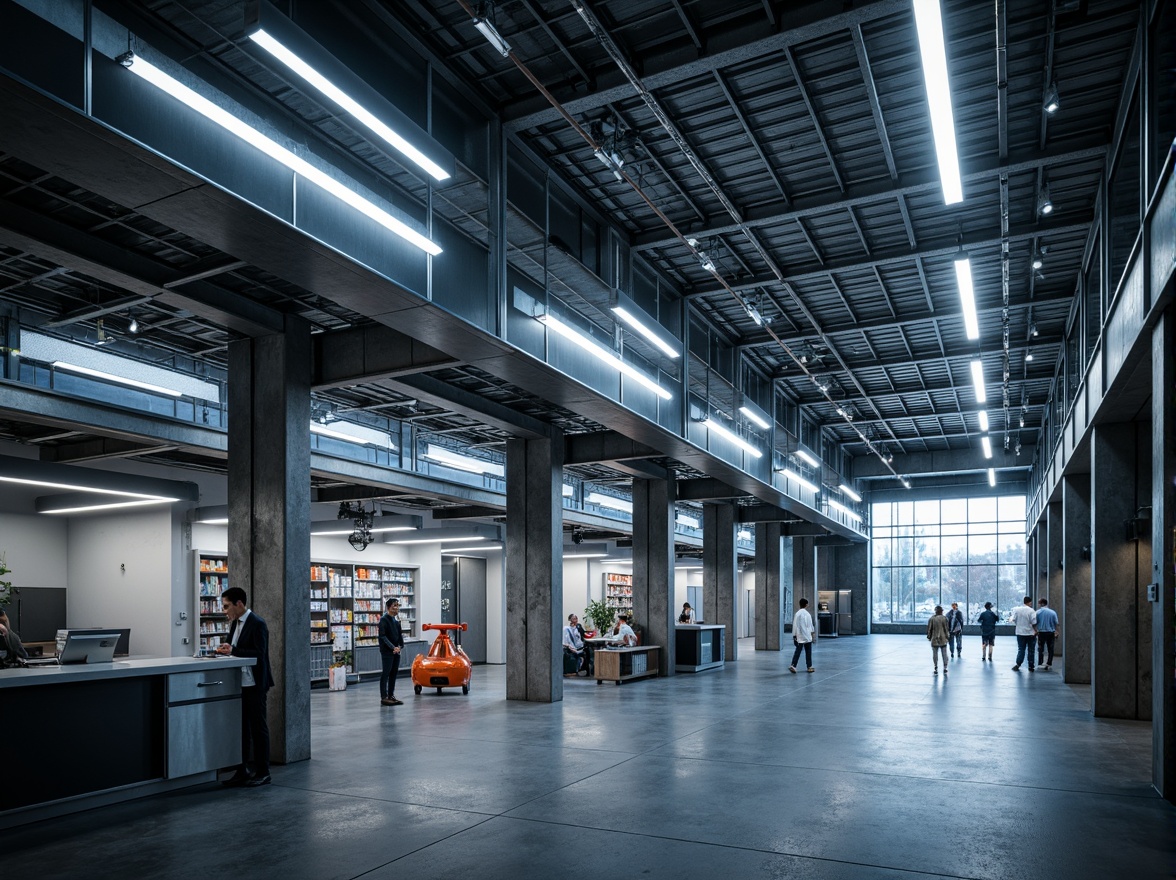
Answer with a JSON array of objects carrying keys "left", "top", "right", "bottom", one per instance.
[
  {"left": 562, "top": 613, "right": 587, "bottom": 675},
  {"left": 606, "top": 613, "right": 637, "bottom": 648},
  {"left": 1010, "top": 596, "right": 1038, "bottom": 672},
  {"left": 789, "top": 597, "right": 815, "bottom": 674}
]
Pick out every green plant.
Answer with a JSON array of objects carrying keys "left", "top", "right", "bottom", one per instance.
[
  {"left": 332, "top": 650, "right": 353, "bottom": 668},
  {"left": 584, "top": 599, "right": 614, "bottom": 635},
  {"left": 0, "top": 554, "right": 12, "bottom": 607}
]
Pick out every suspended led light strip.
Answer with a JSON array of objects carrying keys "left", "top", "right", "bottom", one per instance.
[
  {"left": 970, "top": 360, "right": 987, "bottom": 403},
  {"left": 0, "top": 475, "right": 164, "bottom": 500},
  {"left": 311, "top": 421, "right": 395, "bottom": 448},
  {"left": 118, "top": 53, "right": 442, "bottom": 256},
  {"left": 311, "top": 525, "right": 417, "bottom": 536},
  {"left": 53, "top": 361, "right": 182, "bottom": 397},
  {"left": 444, "top": 543, "right": 503, "bottom": 553},
  {"left": 987, "top": 467, "right": 997, "bottom": 487},
  {"left": 587, "top": 491, "right": 633, "bottom": 514},
  {"left": 779, "top": 468, "right": 819, "bottom": 494},
  {"left": 912, "top": 0, "right": 963, "bottom": 205},
  {"left": 248, "top": 29, "right": 450, "bottom": 182},
  {"left": 839, "top": 484, "right": 862, "bottom": 503},
  {"left": 424, "top": 444, "right": 504, "bottom": 477},
  {"left": 386, "top": 535, "right": 488, "bottom": 545},
  {"left": 981, "top": 436, "right": 993, "bottom": 459},
  {"left": 978, "top": 410, "right": 989, "bottom": 432},
  {"left": 41, "top": 497, "right": 178, "bottom": 515},
  {"left": 701, "top": 416, "right": 762, "bottom": 458},
  {"left": 739, "top": 405, "right": 771, "bottom": 430},
  {"left": 676, "top": 513, "right": 700, "bottom": 529},
  {"left": 611, "top": 306, "right": 680, "bottom": 358},
  {"left": 600, "top": 558, "right": 634, "bottom": 564},
  {"left": 793, "top": 448, "right": 821, "bottom": 469},
  {"left": 563, "top": 552, "right": 608, "bottom": 559},
  {"left": 955, "top": 257, "right": 979, "bottom": 340},
  {"left": 539, "top": 313, "right": 672, "bottom": 400},
  {"left": 827, "top": 498, "right": 862, "bottom": 522}
]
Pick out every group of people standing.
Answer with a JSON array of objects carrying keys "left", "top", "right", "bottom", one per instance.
[{"left": 926, "top": 597, "right": 1058, "bottom": 675}]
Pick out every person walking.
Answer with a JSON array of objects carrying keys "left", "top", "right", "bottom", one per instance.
[
  {"left": 977, "top": 601, "right": 1000, "bottom": 661},
  {"left": 789, "top": 597, "right": 815, "bottom": 674},
  {"left": 1010, "top": 596, "right": 1038, "bottom": 672},
  {"left": 946, "top": 602, "right": 965, "bottom": 659},
  {"left": 1035, "top": 598, "right": 1059, "bottom": 670},
  {"left": 379, "top": 598, "right": 404, "bottom": 705},
  {"left": 927, "top": 605, "right": 950, "bottom": 675}
]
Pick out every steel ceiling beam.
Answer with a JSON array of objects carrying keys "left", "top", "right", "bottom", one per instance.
[{"left": 635, "top": 144, "right": 1108, "bottom": 251}]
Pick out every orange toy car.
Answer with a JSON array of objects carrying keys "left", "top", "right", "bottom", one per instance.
[{"left": 411, "top": 623, "right": 473, "bottom": 695}]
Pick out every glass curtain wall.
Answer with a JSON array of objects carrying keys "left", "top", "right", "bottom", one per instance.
[{"left": 871, "top": 496, "right": 1027, "bottom": 624}]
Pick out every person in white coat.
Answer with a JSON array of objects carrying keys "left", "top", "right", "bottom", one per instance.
[{"left": 789, "top": 597, "right": 815, "bottom": 673}]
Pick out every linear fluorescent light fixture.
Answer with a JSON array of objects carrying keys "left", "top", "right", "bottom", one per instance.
[
  {"left": 794, "top": 448, "right": 821, "bottom": 469},
  {"left": 444, "top": 544, "right": 503, "bottom": 553},
  {"left": 311, "top": 420, "right": 395, "bottom": 449},
  {"left": 0, "top": 475, "right": 164, "bottom": 500},
  {"left": 954, "top": 257, "right": 979, "bottom": 340},
  {"left": 912, "top": 0, "right": 963, "bottom": 205},
  {"left": 701, "top": 416, "right": 763, "bottom": 459},
  {"left": 247, "top": 29, "right": 450, "bottom": 181},
  {"left": 539, "top": 313, "right": 672, "bottom": 400},
  {"left": 978, "top": 410, "right": 989, "bottom": 432},
  {"left": 424, "top": 444, "right": 504, "bottom": 477},
  {"left": 827, "top": 498, "right": 862, "bottom": 522},
  {"left": 563, "top": 552, "right": 608, "bottom": 559},
  {"left": 587, "top": 491, "right": 633, "bottom": 514},
  {"left": 779, "top": 468, "right": 819, "bottom": 494},
  {"left": 739, "top": 405, "right": 771, "bottom": 430},
  {"left": 981, "top": 436, "right": 993, "bottom": 459},
  {"left": 970, "top": 360, "right": 986, "bottom": 403},
  {"left": 987, "top": 467, "right": 997, "bottom": 487},
  {"left": 473, "top": 17, "right": 512, "bottom": 57},
  {"left": 386, "top": 535, "right": 488, "bottom": 545},
  {"left": 52, "top": 361, "right": 182, "bottom": 397},
  {"left": 611, "top": 306, "right": 680, "bottom": 359},
  {"left": 37, "top": 496, "right": 178, "bottom": 515},
  {"left": 839, "top": 484, "right": 862, "bottom": 503},
  {"left": 117, "top": 52, "right": 441, "bottom": 256}
]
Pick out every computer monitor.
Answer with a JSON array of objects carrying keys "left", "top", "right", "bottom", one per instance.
[
  {"left": 68, "top": 628, "right": 131, "bottom": 656},
  {"left": 58, "top": 631, "right": 121, "bottom": 664}
]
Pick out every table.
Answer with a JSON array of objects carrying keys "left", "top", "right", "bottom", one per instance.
[{"left": 594, "top": 645, "right": 661, "bottom": 685}]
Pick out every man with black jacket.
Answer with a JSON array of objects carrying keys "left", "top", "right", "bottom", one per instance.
[
  {"left": 379, "top": 598, "right": 404, "bottom": 706},
  {"left": 217, "top": 587, "right": 275, "bottom": 787}
]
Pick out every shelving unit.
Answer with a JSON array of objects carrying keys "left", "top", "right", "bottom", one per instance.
[
  {"left": 327, "top": 566, "right": 353, "bottom": 653},
  {"left": 604, "top": 572, "right": 633, "bottom": 616},
  {"left": 310, "top": 564, "right": 330, "bottom": 645},
  {"left": 195, "top": 552, "right": 230, "bottom": 655},
  {"left": 382, "top": 567, "right": 417, "bottom": 638}
]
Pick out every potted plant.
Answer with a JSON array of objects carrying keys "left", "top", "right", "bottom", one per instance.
[
  {"left": 584, "top": 599, "right": 614, "bottom": 637},
  {"left": 0, "top": 554, "right": 13, "bottom": 608}
]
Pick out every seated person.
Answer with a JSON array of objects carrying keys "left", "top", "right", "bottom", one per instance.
[
  {"left": 678, "top": 602, "right": 696, "bottom": 624},
  {"left": 606, "top": 613, "right": 637, "bottom": 648},
  {"left": 0, "top": 609, "right": 29, "bottom": 667},
  {"left": 562, "top": 613, "right": 588, "bottom": 675}
]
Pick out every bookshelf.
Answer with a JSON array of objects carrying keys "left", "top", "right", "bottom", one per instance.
[
  {"left": 604, "top": 572, "right": 633, "bottom": 615},
  {"left": 309, "top": 562, "right": 419, "bottom": 669},
  {"left": 195, "top": 552, "right": 230, "bottom": 655}
]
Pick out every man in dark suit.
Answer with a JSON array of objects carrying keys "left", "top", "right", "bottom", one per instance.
[
  {"left": 217, "top": 586, "right": 275, "bottom": 787},
  {"left": 378, "top": 598, "right": 404, "bottom": 706}
]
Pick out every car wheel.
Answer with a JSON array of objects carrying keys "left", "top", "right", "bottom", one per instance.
[
  {"left": 462, "top": 684, "right": 469, "bottom": 695},
  {"left": 436, "top": 687, "right": 443, "bottom": 694},
  {"left": 414, "top": 684, "right": 422, "bottom": 695}
]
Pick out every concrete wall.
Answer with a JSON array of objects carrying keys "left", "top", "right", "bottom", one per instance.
[{"left": 0, "top": 512, "right": 68, "bottom": 590}]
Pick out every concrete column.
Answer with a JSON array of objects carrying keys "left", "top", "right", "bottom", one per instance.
[
  {"left": 792, "top": 536, "right": 816, "bottom": 611},
  {"left": 1047, "top": 500, "right": 1064, "bottom": 655},
  {"left": 227, "top": 316, "right": 311, "bottom": 765},
  {"left": 505, "top": 434, "right": 563, "bottom": 702},
  {"left": 1062, "top": 473, "right": 1092, "bottom": 685},
  {"left": 754, "top": 522, "right": 783, "bottom": 650},
  {"left": 831, "top": 542, "right": 869, "bottom": 635},
  {"left": 1091, "top": 423, "right": 1151, "bottom": 718},
  {"left": 632, "top": 476, "right": 675, "bottom": 676},
  {"left": 702, "top": 502, "right": 738, "bottom": 660},
  {"left": 1152, "top": 308, "right": 1176, "bottom": 801}
]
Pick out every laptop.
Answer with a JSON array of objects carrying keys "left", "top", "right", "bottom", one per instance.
[{"left": 58, "top": 631, "right": 120, "bottom": 664}]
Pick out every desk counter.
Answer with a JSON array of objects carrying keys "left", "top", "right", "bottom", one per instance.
[
  {"left": 675, "top": 624, "right": 726, "bottom": 672},
  {"left": 0, "top": 655, "right": 255, "bottom": 827}
]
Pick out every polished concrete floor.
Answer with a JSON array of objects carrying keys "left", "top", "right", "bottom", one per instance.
[{"left": 5, "top": 635, "right": 1174, "bottom": 879}]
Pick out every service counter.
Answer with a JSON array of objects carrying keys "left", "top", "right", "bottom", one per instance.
[
  {"left": 675, "top": 624, "right": 726, "bottom": 673},
  {"left": 0, "top": 656, "right": 254, "bottom": 828}
]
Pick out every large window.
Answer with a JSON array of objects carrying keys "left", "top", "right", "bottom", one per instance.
[{"left": 871, "top": 495, "right": 1026, "bottom": 625}]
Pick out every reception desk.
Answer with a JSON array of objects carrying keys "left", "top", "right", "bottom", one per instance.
[
  {"left": 675, "top": 624, "right": 726, "bottom": 672},
  {"left": 0, "top": 656, "right": 254, "bottom": 828}
]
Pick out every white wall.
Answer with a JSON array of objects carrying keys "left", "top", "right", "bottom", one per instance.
[
  {"left": 67, "top": 508, "right": 175, "bottom": 657},
  {"left": 484, "top": 550, "right": 505, "bottom": 664},
  {"left": 0, "top": 512, "right": 68, "bottom": 589}
]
